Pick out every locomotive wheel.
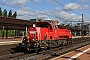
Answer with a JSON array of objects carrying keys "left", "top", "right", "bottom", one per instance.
[
  {"left": 69, "top": 39, "right": 72, "bottom": 43},
  {"left": 67, "top": 40, "right": 70, "bottom": 45},
  {"left": 63, "top": 40, "right": 68, "bottom": 46},
  {"left": 58, "top": 40, "right": 63, "bottom": 46},
  {"left": 26, "top": 43, "right": 30, "bottom": 51}
]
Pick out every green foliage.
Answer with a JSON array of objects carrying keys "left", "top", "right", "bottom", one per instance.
[
  {"left": 0, "top": 7, "right": 2, "bottom": 16},
  {"left": 3, "top": 9, "right": 7, "bottom": 17},
  {"left": 0, "top": 7, "right": 17, "bottom": 18},
  {"left": 12, "top": 12, "right": 17, "bottom": 18},
  {"left": 0, "top": 30, "right": 3, "bottom": 36},
  {"left": 8, "top": 10, "right": 12, "bottom": 17},
  {"left": 0, "top": 29, "right": 24, "bottom": 37},
  {"left": 0, "top": 30, "right": 15, "bottom": 37}
]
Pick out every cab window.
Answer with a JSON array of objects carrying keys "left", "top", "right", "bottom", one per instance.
[
  {"left": 37, "top": 24, "right": 48, "bottom": 28},
  {"left": 54, "top": 25, "right": 57, "bottom": 30}
]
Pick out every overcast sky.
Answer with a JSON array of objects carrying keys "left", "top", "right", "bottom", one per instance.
[{"left": 0, "top": 0, "right": 90, "bottom": 23}]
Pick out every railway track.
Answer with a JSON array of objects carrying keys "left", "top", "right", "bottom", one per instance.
[
  {"left": 0, "top": 44, "right": 19, "bottom": 56},
  {"left": 0, "top": 37, "right": 90, "bottom": 60}
]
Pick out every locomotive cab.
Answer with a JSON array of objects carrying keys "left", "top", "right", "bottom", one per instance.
[{"left": 22, "top": 22, "right": 50, "bottom": 50}]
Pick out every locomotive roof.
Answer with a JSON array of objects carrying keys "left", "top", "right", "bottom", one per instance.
[{"left": 36, "top": 22, "right": 50, "bottom": 25}]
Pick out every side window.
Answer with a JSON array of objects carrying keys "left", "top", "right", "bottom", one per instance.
[
  {"left": 50, "top": 36, "right": 52, "bottom": 39},
  {"left": 37, "top": 24, "right": 48, "bottom": 28},
  {"left": 44, "top": 25, "right": 48, "bottom": 28},
  {"left": 53, "top": 25, "right": 57, "bottom": 30},
  {"left": 50, "top": 26, "right": 52, "bottom": 30},
  {"left": 55, "top": 25, "right": 57, "bottom": 29}
]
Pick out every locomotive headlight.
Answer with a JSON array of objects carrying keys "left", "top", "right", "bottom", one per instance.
[
  {"left": 27, "top": 36, "right": 29, "bottom": 39},
  {"left": 23, "top": 38, "right": 26, "bottom": 40},
  {"left": 23, "top": 36, "right": 29, "bottom": 42},
  {"left": 23, "top": 38, "right": 27, "bottom": 41},
  {"left": 36, "top": 39, "right": 38, "bottom": 40},
  {"left": 32, "top": 38, "right": 35, "bottom": 41},
  {"left": 33, "top": 24, "right": 36, "bottom": 27},
  {"left": 28, "top": 40, "right": 29, "bottom": 43},
  {"left": 31, "top": 38, "right": 35, "bottom": 41}
]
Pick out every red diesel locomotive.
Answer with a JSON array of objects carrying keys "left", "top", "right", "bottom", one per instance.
[{"left": 21, "top": 21, "right": 72, "bottom": 51}]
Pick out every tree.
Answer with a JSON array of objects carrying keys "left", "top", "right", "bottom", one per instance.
[
  {"left": 8, "top": 10, "right": 12, "bottom": 17},
  {"left": 3, "top": 9, "right": 7, "bottom": 17},
  {"left": 12, "top": 12, "right": 17, "bottom": 18},
  {"left": 0, "top": 7, "right": 2, "bottom": 16}
]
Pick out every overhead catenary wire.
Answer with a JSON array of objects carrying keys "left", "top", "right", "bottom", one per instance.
[
  {"left": 72, "top": 0, "right": 90, "bottom": 20},
  {"left": 50, "top": 0, "right": 82, "bottom": 15},
  {"left": 29, "top": 0, "right": 83, "bottom": 22},
  {"left": 0, "top": 0, "right": 87, "bottom": 21},
  {"left": 0, "top": 1, "right": 79, "bottom": 18},
  {"left": 50, "top": 0, "right": 90, "bottom": 24}
]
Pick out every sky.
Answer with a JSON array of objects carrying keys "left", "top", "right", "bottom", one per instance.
[{"left": 0, "top": 0, "right": 90, "bottom": 24}]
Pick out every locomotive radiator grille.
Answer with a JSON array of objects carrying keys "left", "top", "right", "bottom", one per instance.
[{"left": 59, "top": 36, "right": 69, "bottom": 40}]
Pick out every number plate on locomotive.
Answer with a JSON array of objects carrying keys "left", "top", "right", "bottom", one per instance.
[{"left": 30, "top": 31, "right": 36, "bottom": 34}]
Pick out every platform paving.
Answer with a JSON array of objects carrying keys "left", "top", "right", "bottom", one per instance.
[
  {"left": 51, "top": 44, "right": 90, "bottom": 60},
  {"left": 0, "top": 37, "right": 22, "bottom": 45}
]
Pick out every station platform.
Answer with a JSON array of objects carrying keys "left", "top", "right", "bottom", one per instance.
[
  {"left": 0, "top": 36, "right": 89, "bottom": 45},
  {"left": 0, "top": 37, "right": 22, "bottom": 45},
  {"left": 72, "top": 36, "right": 90, "bottom": 38},
  {"left": 51, "top": 44, "right": 90, "bottom": 60}
]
